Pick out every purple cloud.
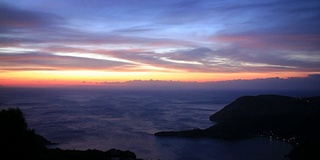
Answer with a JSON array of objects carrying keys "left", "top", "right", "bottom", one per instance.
[
  {"left": 0, "top": 0, "right": 319, "bottom": 76},
  {"left": 0, "top": 3, "right": 64, "bottom": 31}
]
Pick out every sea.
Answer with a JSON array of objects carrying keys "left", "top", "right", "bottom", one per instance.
[{"left": 1, "top": 87, "right": 318, "bottom": 160}]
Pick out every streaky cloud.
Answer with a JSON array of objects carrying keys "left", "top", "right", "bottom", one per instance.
[{"left": 0, "top": 52, "right": 131, "bottom": 71}]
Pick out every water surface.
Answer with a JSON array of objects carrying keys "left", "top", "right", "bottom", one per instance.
[{"left": 0, "top": 88, "right": 300, "bottom": 159}]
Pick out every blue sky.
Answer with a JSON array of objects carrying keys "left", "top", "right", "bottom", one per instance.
[{"left": 0, "top": 0, "right": 320, "bottom": 86}]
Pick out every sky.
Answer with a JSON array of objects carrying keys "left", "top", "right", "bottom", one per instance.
[{"left": 0, "top": 0, "right": 320, "bottom": 87}]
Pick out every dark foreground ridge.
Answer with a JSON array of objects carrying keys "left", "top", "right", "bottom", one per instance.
[
  {"left": 0, "top": 108, "right": 140, "bottom": 160},
  {"left": 155, "top": 95, "right": 320, "bottom": 160}
]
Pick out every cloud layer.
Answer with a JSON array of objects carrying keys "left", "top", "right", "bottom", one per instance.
[{"left": 0, "top": 0, "right": 320, "bottom": 81}]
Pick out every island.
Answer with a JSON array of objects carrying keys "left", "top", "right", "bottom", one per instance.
[
  {"left": 155, "top": 95, "right": 320, "bottom": 160},
  {"left": 0, "top": 108, "right": 140, "bottom": 160}
]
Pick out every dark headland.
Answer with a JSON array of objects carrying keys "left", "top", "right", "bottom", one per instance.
[
  {"left": 0, "top": 108, "right": 141, "bottom": 160},
  {"left": 155, "top": 95, "right": 320, "bottom": 160}
]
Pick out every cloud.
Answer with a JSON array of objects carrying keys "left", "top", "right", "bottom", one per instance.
[
  {"left": 112, "top": 26, "right": 157, "bottom": 33},
  {"left": 214, "top": 0, "right": 320, "bottom": 34},
  {"left": 3, "top": 44, "right": 314, "bottom": 73},
  {"left": 0, "top": 0, "right": 319, "bottom": 76},
  {"left": 0, "top": 52, "right": 132, "bottom": 71},
  {"left": 207, "top": 34, "right": 320, "bottom": 72},
  {"left": 166, "top": 47, "right": 211, "bottom": 61},
  {"left": 212, "top": 34, "right": 320, "bottom": 51},
  {"left": 0, "top": 3, "right": 64, "bottom": 31}
]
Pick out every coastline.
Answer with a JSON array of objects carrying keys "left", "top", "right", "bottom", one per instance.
[
  {"left": 0, "top": 108, "right": 141, "bottom": 160},
  {"left": 155, "top": 95, "right": 320, "bottom": 160}
]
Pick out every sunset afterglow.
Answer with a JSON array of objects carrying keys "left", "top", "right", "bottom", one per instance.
[{"left": 1, "top": 0, "right": 319, "bottom": 87}]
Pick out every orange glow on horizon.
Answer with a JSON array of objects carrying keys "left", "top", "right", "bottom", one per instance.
[{"left": 0, "top": 70, "right": 317, "bottom": 87}]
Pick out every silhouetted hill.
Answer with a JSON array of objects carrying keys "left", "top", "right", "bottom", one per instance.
[
  {"left": 0, "top": 108, "right": 140, "bottom": 160},
  {"left": 155, "top": 95, "right": 320, "bottom": 160},
  {"left": 210, "top": 95, "right": 320, "bottom": 122}
]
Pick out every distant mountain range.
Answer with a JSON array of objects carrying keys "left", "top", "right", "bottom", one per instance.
[{"left": 67, "top": 74, "right": 320, "bottom": 91}]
